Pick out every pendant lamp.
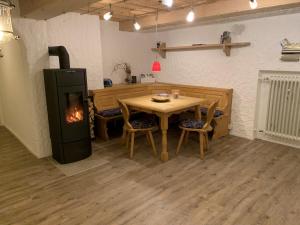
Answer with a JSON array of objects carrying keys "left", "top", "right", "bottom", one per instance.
[
  {"left": 151, "top": 10, "right": 161, "bottom": 73},
  {"left": 152, "top": 61, "right": 161, "bottom": 72}
]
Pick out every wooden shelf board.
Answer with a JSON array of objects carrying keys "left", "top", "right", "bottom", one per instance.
[{"left": 151, "top": 42, "right": 251, "bottom": 52}]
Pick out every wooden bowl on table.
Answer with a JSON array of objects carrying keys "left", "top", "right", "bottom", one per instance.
[{"left": 152, "top": 93, "right": 170, "bottom": 103}]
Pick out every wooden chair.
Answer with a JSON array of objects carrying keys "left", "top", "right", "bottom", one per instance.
[
  {"left": 176, "top": 101, "right": 218, "bottom": 159},
  {"left": 118, "top": 99, "right": 157, "bottom": 159}
]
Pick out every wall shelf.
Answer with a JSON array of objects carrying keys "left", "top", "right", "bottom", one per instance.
[{"left": 151, "top": 41, "right": 251, "bottom": 58}]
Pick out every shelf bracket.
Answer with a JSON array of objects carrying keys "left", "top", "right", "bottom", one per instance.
[
  {"left": 222, "top": 38, "right": 232, "bottom": 56},
  {"left": 157, "top": 42, "right": 166, "bottom": 58}
]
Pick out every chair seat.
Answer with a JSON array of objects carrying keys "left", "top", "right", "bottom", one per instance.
[
  {"left": 180, "top": 119, "right": 205, "bottom": 129},
  {"left": 130, "top": 118, "right": 156, "bottom": 129},
  {"left": 200, "top": 107, "right": 224, "bottom": 118},
  {"left": 98, "top": 108, "right": 122, "bottom": 117}
]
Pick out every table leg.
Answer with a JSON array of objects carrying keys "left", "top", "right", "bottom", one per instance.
[
  {"left": 195, "top": 105, "right": 201, "bottom": 120},
  {"left": 160, "top": 114, "right": 169, "bottom": 162}
]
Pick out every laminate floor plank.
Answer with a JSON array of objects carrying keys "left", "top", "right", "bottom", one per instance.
[{"left": 0, "top": 126, "right": 300, "bottom": 225}]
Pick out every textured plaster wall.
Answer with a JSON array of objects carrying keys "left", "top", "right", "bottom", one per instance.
[
  {"left": 155, "top": 12, "right": 300, "bottom": 140},
  {"left": 0, "top": 16, "right": 50, "bottom": 157},
  {"left": 100, "top": 21, "right": 154, "bottom": 84},
  {"left": 0, "top": 10, "right": 105, "bottom": 157},
  {"left": 47, "top": 13, "right": 104, "bottom": 89}
]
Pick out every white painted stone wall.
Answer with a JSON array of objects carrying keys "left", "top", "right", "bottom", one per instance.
[
  {"left": 0, "top": 16, "right": 50, "bottom": 157},
  {"left": 100, "top": 21, "right": 154, "bottom": 84},
  {"left": 155, "top": 12, "right": 300, "bottom": 140},
  {"left": 0, "top": 9, "right": 104, "bottom": 157},
  {"left": 47, "top": 13, "right": 104, "bottom": 89}
]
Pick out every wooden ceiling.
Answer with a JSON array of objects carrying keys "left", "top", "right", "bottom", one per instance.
[
  {"left": 75, "top": 0, "right": 219, "bottom": 22},
  {"left": 19, "top": 0, "right": 300, "bottom": 32}
]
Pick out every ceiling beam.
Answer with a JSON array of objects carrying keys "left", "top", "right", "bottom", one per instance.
[
  {"left": 18, "top": 0, "right": 101, "bottom": 20},
  {"left": 119, "top": 0, "right": 300, "bottom": 31}
]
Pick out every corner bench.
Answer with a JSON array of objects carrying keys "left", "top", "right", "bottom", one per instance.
[{"left": 90, "top": 83, "right": 233, "bottom": 140}]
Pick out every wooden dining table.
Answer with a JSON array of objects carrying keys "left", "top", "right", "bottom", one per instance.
[{"left": 121, "top": 95, "right": 206, "bottom": 162}]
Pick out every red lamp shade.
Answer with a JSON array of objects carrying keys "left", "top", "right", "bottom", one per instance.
[{"left": 152, "top": 61, "right": 161, "bottom": 72}]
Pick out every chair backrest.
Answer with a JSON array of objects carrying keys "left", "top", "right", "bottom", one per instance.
[
  {"left": 117, "top": 99, "right": 133, "bottom": 129},
  {"left": 203, "top": 101, "right": 218, "bottom": 130}
]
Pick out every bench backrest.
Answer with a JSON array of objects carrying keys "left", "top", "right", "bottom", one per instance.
[{"left": 91, "top": 84, "right": 151, "bottom": 112}]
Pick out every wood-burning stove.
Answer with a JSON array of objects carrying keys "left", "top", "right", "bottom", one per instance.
[{"left": 44, "top": 46, "right": 91, "bottom": 164}]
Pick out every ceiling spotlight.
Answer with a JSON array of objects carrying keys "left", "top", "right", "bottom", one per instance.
[
  {"left": 249, "top": 0, "right": 258, "bottom": 9},
  {"left": 162, "top": 0, "right": 173, "bottom": 8},
  {"left": 134, "top": 21, "right": 141, "bottom": 31},
  {"left": 103, "top": 4, "right": 112, "bottom": 21},
  {"left": 103, "top": 11, "right": 112, "bottom": 21},
  {"left": 186, "top": 9, "right": 195, "bottom": 23}
]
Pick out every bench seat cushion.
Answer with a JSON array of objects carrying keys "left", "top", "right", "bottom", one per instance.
[
  {"left": 130, "top": 118, "right": 156, "bottom": 129},
  {"left": 200, "top": 107, "right": 224, "bottom": 118},
  {"left": 180, "top": 119, "right": 205, "bottom": 129},
  {"left": 98, "top": 108, "right": 122, "bottom": 117}
]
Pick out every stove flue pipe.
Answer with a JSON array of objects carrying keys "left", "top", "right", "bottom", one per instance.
[{"left": 48, "top": 46, "right": 70, "bottom": 69}]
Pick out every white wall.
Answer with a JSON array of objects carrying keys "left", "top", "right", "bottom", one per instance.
[
  {"left": 47, "top": 13, "right": 104, "bottom": 89},
  {"left": 0, "top": 9, "right": 104, "bottom": 157},
  {"left": 100, "top": 21, "right": 154, "bottom": 84},
  {"left": 155, "top": 12, "right": 300, "bottom": 140},
  {"left": 0, "top": 16, "right": 50, "bottom": 156}
]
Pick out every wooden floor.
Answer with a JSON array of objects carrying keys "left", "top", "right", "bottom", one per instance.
[{"left": 1, "top": 126, "right": 300, "bottom": 225}]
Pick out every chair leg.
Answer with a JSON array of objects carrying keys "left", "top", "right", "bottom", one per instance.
[
  {"left": 184, "top": 131, "right": 190, "bottom": 144},
  {"left": 204, "top": 133, "right": 209, "bottom": 151},
  {"left": 176, "top": 130, "right": 186, "bottom": 155},
  {"left": 202, "top": 132, "right": 206, "bottom": 151},
  {"left": 130, "top": 132, "right": 135, "bottom": 159},
  {"left": 199, "top": 133, "right": 204, "bottom": 160},
  {"left": 121, "top": 127, "right": 127, "bottom": 145},
  {"left": 146, "top": 132, "right": 151, "bottom": 145},
  {"left": 126, "top": 132, "right": 130, "bottom": 149},
  {"left": 148, "top": 131, "right": 157, "bottom": 156}
]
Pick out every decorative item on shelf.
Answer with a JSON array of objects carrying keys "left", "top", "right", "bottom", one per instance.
[
  {"left": 280, "top": 38, "right": 300, "bottom": 62},
  {"left": 141, "top": 73, "right": 156, "bottom": 83},
  {"left": 220, "top": 31, "right": 231, "bottom": 44},
  {"left": 112, "top": 63, "right": 132, "bottom": 83}
]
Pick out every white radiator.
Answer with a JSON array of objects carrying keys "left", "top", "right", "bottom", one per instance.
[{"left": 255, "top": 71, "right": 300, "bottom": 148}]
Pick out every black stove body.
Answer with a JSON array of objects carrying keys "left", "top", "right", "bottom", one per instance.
[{"left": 44, "top": 46, "right": 91, "bottom": 164}]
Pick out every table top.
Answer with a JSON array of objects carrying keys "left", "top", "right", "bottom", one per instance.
[{"left": 122, "top": 95, "right": 206, "bottom": 113}]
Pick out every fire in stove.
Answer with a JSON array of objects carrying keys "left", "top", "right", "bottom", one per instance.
[{"left": 66, "top": 106, "right": 84, "bottom": 124}]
